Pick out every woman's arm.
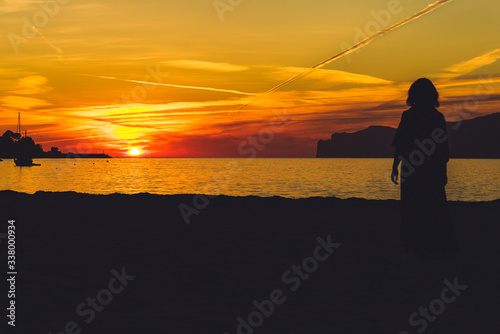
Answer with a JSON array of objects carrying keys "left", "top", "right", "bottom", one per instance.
[
  {"left": 391, "top": 157, "right": 400, "bottom": 184},
  {"left": 391, "top": 111, "right": 407, "bottom": 185}
]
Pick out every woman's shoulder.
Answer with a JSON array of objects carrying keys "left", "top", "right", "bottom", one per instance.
[
  {"left": 401, "top": 108, "right": 413, "bottom": 118},
  {"left": 434, "top": 109, "right": 447, "bottom": 122},
  {"left": 405, "top": 106, "right": 444, "bottom": 117}
]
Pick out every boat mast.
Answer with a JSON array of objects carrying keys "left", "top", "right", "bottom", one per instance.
[{"left": 17, "top": 112, "right": 21, "bottom": 135}]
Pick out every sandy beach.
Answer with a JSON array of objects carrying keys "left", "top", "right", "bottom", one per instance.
[{"left": 1, "top": 191, "right": 499, "bottom": 333}]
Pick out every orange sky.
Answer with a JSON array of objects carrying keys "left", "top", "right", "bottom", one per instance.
[{"left": 1, "top": 0, "right": 499, "bottom": 157}]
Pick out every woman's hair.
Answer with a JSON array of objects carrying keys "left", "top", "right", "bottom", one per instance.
[{"left": 406, "top": 78, "right": 440, "bottom": 108}]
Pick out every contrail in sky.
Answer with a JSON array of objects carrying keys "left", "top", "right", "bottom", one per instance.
[
  {"left": 86, "top": 75, "right": 256, "bottom": 96},
  {"left": 240, "top": 0, "right": 454, "bottom": 110},
  {"left": 30, "top": 25, "right": 66, "bottom": 62}
]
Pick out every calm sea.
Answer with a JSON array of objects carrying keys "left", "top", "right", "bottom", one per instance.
[{"left": 1, "top": 158, "right": 498, "bottom": 201}]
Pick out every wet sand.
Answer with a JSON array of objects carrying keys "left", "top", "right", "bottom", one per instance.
[{"left": 1, "top": 191, "right": 499, "bottom": 333}]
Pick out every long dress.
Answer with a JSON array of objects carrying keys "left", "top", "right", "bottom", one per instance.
[{"left": 392, "top": 106, "right": 458, "bottom": 255}]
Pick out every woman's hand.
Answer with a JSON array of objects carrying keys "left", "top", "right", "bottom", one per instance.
[{"left": 391, "top": 167, "right": 399, "bottom": 184}]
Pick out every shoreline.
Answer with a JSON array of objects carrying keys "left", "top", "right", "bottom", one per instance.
[{"left": 1, "top": 190, "right": 499, "bottom": 203}]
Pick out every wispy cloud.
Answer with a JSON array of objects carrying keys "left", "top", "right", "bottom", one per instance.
[
  {"left": 0, "top": 0, "right": 44, "bottom": 13},
  {"left": 426, "top": 48, "right": 500, "bottom": 91},
  {"left": 436, "top": 75, "right": 500, "bottom": 88},
  {"left": 0, "top": 96, "right": 51, "bottom": 109},
  {"left": 0, "top": 68, "right": 34, "bottom": 77},
  {"left": 433, "top": 48, "right": 500, "bottom": 79},
  {"left": 85, "top": 74, "right": 256, "bottom": 96},
  {"left": 162, "top": 60, "right": 248, "bottom": 72},
  {"left": 10, "top": 75, "right": 51, "bottom": 95},
  {"left": 271, "top": 67, "right": 392, "bottom": 85}
]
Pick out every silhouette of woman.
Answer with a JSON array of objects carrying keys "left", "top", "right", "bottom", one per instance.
[{"left": 391, "top": 78, "right": 457, "bottom": 257}]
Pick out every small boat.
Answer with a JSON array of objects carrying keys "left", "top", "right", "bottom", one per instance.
[
  {"left": 12, "top": 114, "right": 41, "bottom": 167},
  {"left": 14, "top": 157, "right": 41, "bottom": 167}
]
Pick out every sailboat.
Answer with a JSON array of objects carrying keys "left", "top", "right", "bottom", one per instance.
[
  {"left": 14, "top": 157, "right": 40, "bottom": 167},
  {"left": 14, "top": 113, "right": 41, "bottom": 167}
]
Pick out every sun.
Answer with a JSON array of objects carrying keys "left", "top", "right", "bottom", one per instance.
[{"left": 127, "top": 147, "right": 143, "bottom": 156}]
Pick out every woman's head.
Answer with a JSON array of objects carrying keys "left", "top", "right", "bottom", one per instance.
[{"left": 406, "top": 78, "right": 440, "bottom": 108}]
